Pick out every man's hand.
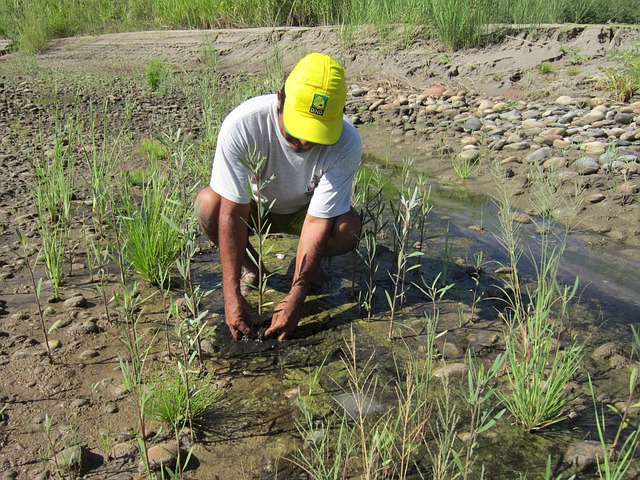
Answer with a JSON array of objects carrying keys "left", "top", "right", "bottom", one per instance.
[
  {"left": 224, "top": 293, "right": 256, "bottom": 340},
  {"left": 264, "top": 293, "right": 304, "bottom": 341}
]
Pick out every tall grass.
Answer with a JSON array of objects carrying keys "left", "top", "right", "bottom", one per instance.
[
  {"left": 2, "top": 0, "right": 638, "bottom": 53},
  {"left": 119, "top": 158, "right": 185, "bottom": 287},
  {"left": 492, "top": 162, "right": 585, "bottom": 432}
]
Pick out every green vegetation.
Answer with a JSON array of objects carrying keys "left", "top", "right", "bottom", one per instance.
[
  {"left": 2, "top": 0, "right": 639, "bottom": 53},
  {"left": 145, "top": 58, "right": 175, "bottom": 92},
  {"left": 599, "top": 44, "right": 640, "bottom": 102},
  {"left": 537, "top": 61, "right": 554, "bottom": 74}
]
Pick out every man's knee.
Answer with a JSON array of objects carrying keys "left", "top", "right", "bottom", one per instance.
[
  {"left": 194, "top": 187, "right": 220, "bottom": 241},
  {"left": 333, "top": 207, "right": 361, "bottom": 252}
]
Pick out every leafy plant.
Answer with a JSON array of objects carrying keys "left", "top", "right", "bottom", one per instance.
[
  {"left": 353, "top": 165, "right": 389, "bottom": 320},
  {"left": 386, "top": 186, "right": 423, "bottom": 337},
  {"left": 537, "top": 62, "right": 554, "bottom": 74},
  {"left": 599, "top": 45, "right": 640, "bottom": 102},
  {"left": 239, "top": 148, "right": 276, "bottom": 324},
  {"left": 145, "top": 59, "right": 174, "bottom": 92}
]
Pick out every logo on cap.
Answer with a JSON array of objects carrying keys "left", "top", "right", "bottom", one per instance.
[{"left": 309, "top": 93, "right": 328, "bottom": 116}]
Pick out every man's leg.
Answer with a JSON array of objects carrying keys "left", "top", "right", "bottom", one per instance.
[
  {"left": 195, "top": 187, "right": 264, "bottom": 295},
  {"left": 194, "top": 186, "right": 221, "bottom": 244}
]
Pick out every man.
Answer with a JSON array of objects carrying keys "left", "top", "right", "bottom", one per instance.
[{"left": 195, "top": 52, "right": 362, "bottom": 341}]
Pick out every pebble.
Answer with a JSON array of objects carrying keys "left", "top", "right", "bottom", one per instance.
[
  {"left": 110, "top": 441, "right": 137, "bottom": 460},
  {"left": 458, "top": 149, "right": 480, "bottom": 163},
  {"left": 564, "top": 440, "right": 603, "bottom": 470},
  {"left": 79, "top": 349, "right": 99, "bottom": 360},
  {"left": 433, "top": 363, "right": 469, "bottom": 379},
  {"left": 54, "top": 444, "right": 87, "bottom": 473},
  {"left": 525, "top": 147, "right": 554, "bottom": 164},
  {"left": 146, "top": 442, "right": 181, "bottom": 470},
  {"left": 572, "top": 157, "right": 600, "bottom": 175},
  {"left": 69, "top": 398, "right": 90, "bottom": 409},
  {"left": 63, "top": 295, "right": 88, "bottom": 309},
  {"left": 591, "top": 342, "right": 624, "bottom": 360},
  {"left": 67, "top": 320, "right": 100, "bottom": 335}
]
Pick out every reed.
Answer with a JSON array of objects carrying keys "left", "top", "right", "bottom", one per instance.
[
  {"left": 3, "top": 0, "right": 638, "bottom": 55},
  {"left": 456, "top": 352, "right": 506, "bottom": 480},
  {"left": 39, "top": 220, "right": 66, "bottom": 300},
  {"left": 293, "top": 322, "right": 443, "bottom": 479},
  {"left": 598, "top": 45, "right": 640, "bottom": 103},
  {"left": 83, "top": 99, "right": 124, "bottom": 234},
  {"left": 589, "top": 326, "right": 640, "bottom": 480},
  {"left": 145, "top": 58, "right": 175, "bottom": 93},
  {"left": 113, "top": 281, "right": 156, "bottom": 476},
  {"left": 451, "top": 153, "right": 477, "bottom": 179}
]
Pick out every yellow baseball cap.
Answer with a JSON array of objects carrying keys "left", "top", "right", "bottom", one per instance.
[{"left": 283, "top": 53, "right": 347, "bottom": 146}]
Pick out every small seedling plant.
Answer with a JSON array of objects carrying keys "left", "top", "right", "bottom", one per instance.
[
  {"left": 239, "top": 148, "right": 277, "bottom": 325},
  {"left": 386, "top": 186, "right": 423, "bottom": 338},
  {"left": 15, "top": 229, "right": 59, "bottom": 362}
]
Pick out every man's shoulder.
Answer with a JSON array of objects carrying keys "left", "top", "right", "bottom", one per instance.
[
  {"left": 226, "top": 94, "right": 276, "bottom": 124},
  {"left": 333, "top": 119, "right": 362, "bottom": 153}
]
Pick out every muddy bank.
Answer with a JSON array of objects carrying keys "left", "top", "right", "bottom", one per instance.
[{"left": 0, "top": 25, "right": 640, "bottom": 480}]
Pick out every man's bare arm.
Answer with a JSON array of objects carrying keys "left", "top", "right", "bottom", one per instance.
[
  {"left": 265, "top": 214, "right": 334, "bottom": 341},
  {"left": 219, "top": 198, "right": 255, "bottom": 339}
]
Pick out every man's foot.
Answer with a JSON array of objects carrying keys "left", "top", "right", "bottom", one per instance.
[{"left": 240, "top": 267, "right": 259, "bottom": 297}]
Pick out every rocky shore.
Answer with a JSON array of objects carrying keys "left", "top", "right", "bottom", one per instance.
[{"left": 344, "top": 84, "right": 640, "bottom": 247}]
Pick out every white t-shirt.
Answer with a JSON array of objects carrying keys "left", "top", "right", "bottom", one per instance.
[{"left": 210, "top": 94, "right": 362, "bottom": 218}]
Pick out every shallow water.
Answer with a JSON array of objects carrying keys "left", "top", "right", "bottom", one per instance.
[
  {"left": 165, "top": 136, "right": 640, "bottom": 479},
  {"left": 424, "top": 179, "right": 640, "bottom": 332}
]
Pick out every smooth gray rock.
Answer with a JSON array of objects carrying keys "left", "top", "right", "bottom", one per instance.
[{"left": 572, "top": 157, "right": 600, "bottom": 175}]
